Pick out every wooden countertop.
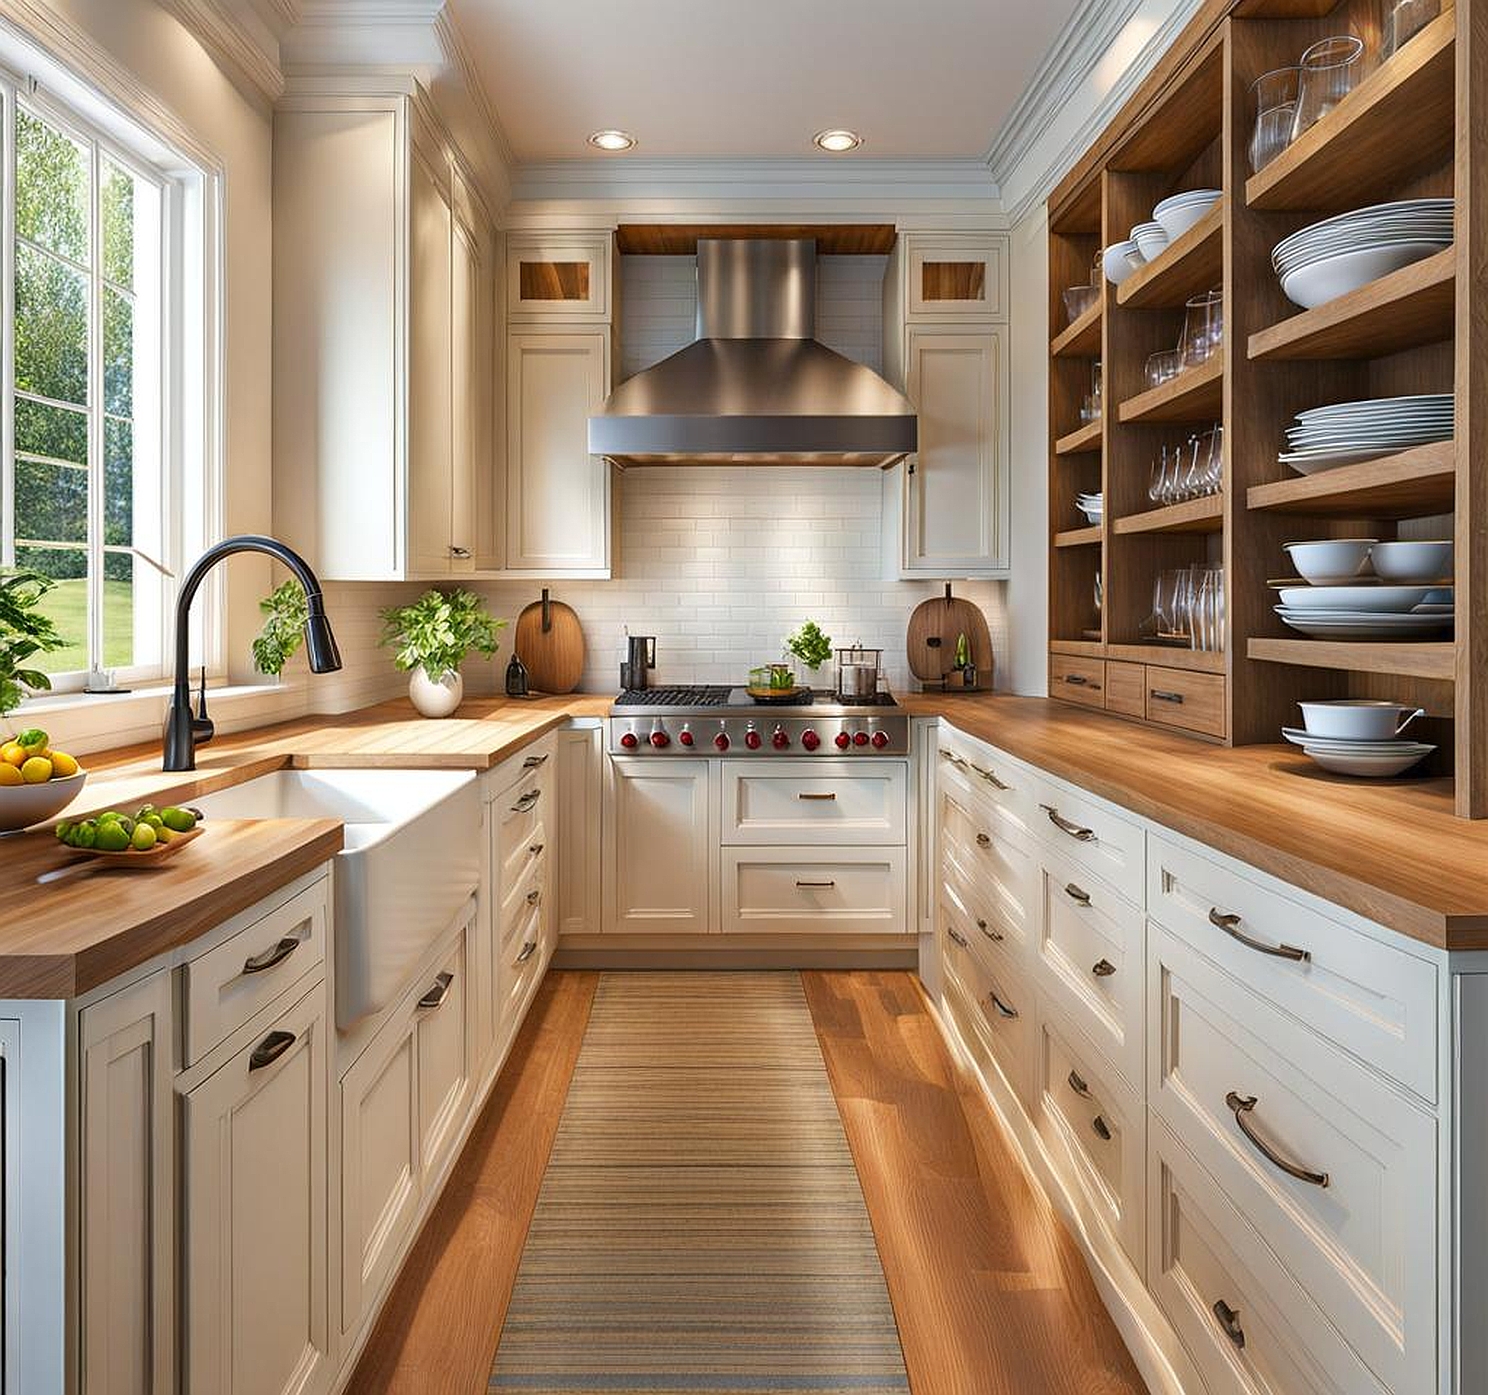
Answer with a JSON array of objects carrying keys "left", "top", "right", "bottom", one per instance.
[
  {"left": 904, "top": 693, "right": 1488, "bottom": 952},
  {"left": 0, "top": 695, "right": 609, "bottom": 1000}
]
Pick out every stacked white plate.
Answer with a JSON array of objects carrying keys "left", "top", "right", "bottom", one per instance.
[
  {"left": 1272, "top": 199, "right": 1454, "bottom": 309},
  {"left": 1076, "top": 492, "right": 1103, "bottom": 525},
  {"left": 1279, "top": 393, "right": 1454, "bottom": 472},
  {"left": 1273, "top": 580, "right": 1454, "bottom": 639},
  {"left": 1280, "top": 727, "right": 1436, "bottom": 778},
  {"left": 1152, "top": 188, "right": 1222, "bottom": 241}
]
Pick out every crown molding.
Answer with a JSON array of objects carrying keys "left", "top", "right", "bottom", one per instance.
[
  {"left": 431, "top": 8, "right": 514, "bottom": 175},
  {"left": 157, "top": 0, "right": 289, "bottom": 110}
]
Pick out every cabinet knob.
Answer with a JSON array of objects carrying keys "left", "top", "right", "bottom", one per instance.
[{"left": 449, "top": 545, "right": 471, "bottom": 559}]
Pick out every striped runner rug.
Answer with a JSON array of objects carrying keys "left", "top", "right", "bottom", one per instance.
[{"left": 490, "top": 971, "right": 910, "bottom": 1394}]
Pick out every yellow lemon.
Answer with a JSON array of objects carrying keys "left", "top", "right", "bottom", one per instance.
[
  {"left": 48, "top": 750, "right": 78, "bottom": 779},
  {"left": 0, "top": 763, "right": 22, "bottom": 787},
  {"left": 1, "top": 743, "right": 24, "bottom": 767},
  {"left": 20, "top": 756, "right": 52, "bottom": 784}
]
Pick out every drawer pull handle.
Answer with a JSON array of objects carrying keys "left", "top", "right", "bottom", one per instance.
[
  {"left": 798, "top": 792, "right": 838, "bottom": 801},
  {"left": 1091, "top": 1115, "right": 1112, "bottom": 1141},
  {"left": 988, "top": 991, "right": 1019, "bottom": 1020},
  {"left": 1064, "top": 882, "right": 1091, "bottom": 906},
  {"left": 418, "top": 972, "right": 455, "bottom": 1011},
  {"left": 1212, "top": 1299, "right": 1245, "bottom": 1350},
  {"left": 946, "top": 927, "right": 969, "bottom": 950},
  {"left": 449, "top": 545, "right": 471, "bottom": 559},
  {"left": 1209, "top": 907, "right": 1310, "bottom": 963},
  {"left": 526, "top": 888, "right": 542, "bottom": 906},
  {"left": 976, "top": 917, "right": 1003, "bottom": 943},
  {"left": 942, "top": 751, "right": 968, "bottom": 769},
  {"left": 1150, "top": 689, "right": 1184, "bottom": 705},
  {"left": 1091, "top": 958, "right": 1116, "bottom": 978},
  {"left": 1064, "top": 674, "right": 1090, "bottom": 687},
  {"left": 241, "top": 935, "right": 300, "bottom": 977},
  {"left": 1226, "top": 1091, "right": 1329, "bottom": 1188},
  {"left": 975, "top": 832, "right": 992, "bottom": 847},
  {"left": 515, "top": 941, "right": 538, "bottom": 965},
  {"left": 970, "top": 762, "right": 1010, "bottom": 791},
  {"left": 511, "top": 790, "right": 542, "bottom": 813},
  {"left": 248, "top": 1030, "right": 296, "bottom": 1072},
  {"left": 1040, "top": 804, "right": 1095, "bottom": 842},
  {"left": 528, "top": 842, "right": 545, "bottom": 856},
  {"left": 1067, "top": 1069, "right": 1091, "bottom": 1098},
  {"left": 522, "top": 753, "right": 549, "bottom": 769},
  {"left": 796, "top": 879, "right": 836, "bottom": 889}
]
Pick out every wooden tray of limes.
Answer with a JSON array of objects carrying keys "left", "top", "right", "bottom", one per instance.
[
  {"left": 57, "top": 805, "right": 205, "bottom": 865},
  {"left": 72, "top": 825, "right": 205, "bottom": 865}
]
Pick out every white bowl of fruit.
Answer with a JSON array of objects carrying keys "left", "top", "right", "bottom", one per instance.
[{"left": 0, "top": 729, "right": 85, "bottom": 832}]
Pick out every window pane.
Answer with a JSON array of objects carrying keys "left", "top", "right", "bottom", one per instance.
[
  {"left": 15, "top": 243, "right": 87, "bottom": 405},
  {"left": 15, "top": 396, "right": 86, "bottom": 464},
  {"left": 15, "top": 545, "right": 87, "bottom": 673},
  {"left": 104, "top": 286, "right": 132, "bottom": 417},
  {"left": 16, "top": 108, "right": 88, "bottom": 264},
  {"left": 15, "top": 458, "right": 87, "bottom": 543},
  {"left": 105, "top": 417, "right": 132, "bottom": 549},
  {"left": 102, "top": 551, "right": 134, "bottom": 669},
  {"left": 102, "top": 159, "right": 135, "bottom": 289}
]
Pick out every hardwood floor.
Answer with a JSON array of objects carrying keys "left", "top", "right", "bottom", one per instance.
[
  {"left": 345, "top": 970, "right": 599, "bottom": 1395},
  {"left": 802, "top": 970, "right": 1148, "bottom": 1395}
]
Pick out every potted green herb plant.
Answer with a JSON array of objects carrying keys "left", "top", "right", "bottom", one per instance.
[
  {"left": 379, "top": 588, "right": 506, "bottom": 718},
  {"left": 784, "top": 619, "right": 833, "bottom": 682},
  {"left": 251, "top": 579, "right": 309, "bottom": 678},
  {"left": 0, "top": 568, "right": 62, "bottom": 724}
]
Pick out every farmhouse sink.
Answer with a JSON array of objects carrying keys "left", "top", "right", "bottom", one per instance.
[{"left": 191, "top": 768, "right": 480, "bottom": 1029}]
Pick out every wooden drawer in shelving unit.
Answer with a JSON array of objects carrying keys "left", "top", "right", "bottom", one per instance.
[
  {"left": 1050, "top": 654, "right": 1105, "bottom": 709},
  {"left": 1144, "top": 666, "right": 1225, "bottom": 738},
  {"left": 1104, "top": 661, "right": 1146, "bottom": 718}
]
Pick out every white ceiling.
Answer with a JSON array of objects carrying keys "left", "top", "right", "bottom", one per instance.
[{"left": 447, "top": 0, "right": 1085, "bottom": 163}]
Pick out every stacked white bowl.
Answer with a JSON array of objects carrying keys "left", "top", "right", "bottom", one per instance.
[
  {"left": 1273, "top": 198, "right": 1454, "bottom": 309},
  {"left": 1102, "top": 188, "right": 1221, "bottom": 286},
  {"left": 1283, "top": 700, "right": 1435, "bottom": 778},
  {"left": 1075, "top": 492, "right": 1103, "bottom": 525},
  {"left": 1275, "top": 538, "right": 1454, "bottom": 639}
]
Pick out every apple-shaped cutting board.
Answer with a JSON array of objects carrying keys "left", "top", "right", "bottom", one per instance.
[
  {"left": 907, "top": 585, "right": 993, "bottom": 689},
  {"left": 514, "top": 589, "right": 586, "bottom": 694}
]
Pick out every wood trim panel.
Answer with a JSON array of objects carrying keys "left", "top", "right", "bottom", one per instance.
[{"left": 614, "top": 223, "right": 897, "bottom": 256}]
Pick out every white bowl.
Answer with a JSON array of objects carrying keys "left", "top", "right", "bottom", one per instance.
[
  {"left": 1153, "top": 190, "right": 1221, "bottom": 241},
  {"left": 1297, "top": 700, "right": 1425, "bottom": 741},
  {"left": 1276, "top": 584, "right": 1432, "bottom": 613},
  {"left": 1282, "top": 538, "right": 1376, "bottom": 585},
  {"left": 1303, "top": 747, "right": 1433, "bottom": 778},
  {"left": 1280, "top": 241, "right": 1449, "bottom": 309},
  {"left": 1133, "top": 226, "right": 1171, "bottom": 262},
  {"left": 1369, "top": 539, "right": 1453, "bottom": 583},
  {"left": 0, "top": 769, "right": 86, "bottom": 833},
  {"left": 1103, "top": 241, "right": 1139, "bottom": 286}
]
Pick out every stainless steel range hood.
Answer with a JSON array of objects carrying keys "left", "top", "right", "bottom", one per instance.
[{"left": 588, "top": 238, "right": 917, "bottom": 468}]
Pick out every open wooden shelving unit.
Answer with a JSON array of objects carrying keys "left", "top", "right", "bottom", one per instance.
[{"left": 1046, "top": 0, "right": 1485, "bottom": 815}]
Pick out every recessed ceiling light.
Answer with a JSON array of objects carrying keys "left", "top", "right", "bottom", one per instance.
[
  {"left": 588, "top": 129, "right": 636, "bottom": 152},
  {"left": 813, "top": 128, "right": 862, "bottom": 153}
]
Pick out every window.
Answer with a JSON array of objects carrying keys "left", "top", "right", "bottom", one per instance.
[{"left": 2, "top": 85, "right": 168, "bottom": 689}]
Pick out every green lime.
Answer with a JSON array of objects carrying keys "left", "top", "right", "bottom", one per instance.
[
  {"left": 161, "top": 806, "right": 197, "bottom": 833},
  {"left": 97, "top": 810, "right": 123, "bottom": 822},
  {"left": 74, "top": 822, "right": 97, "bottom": 849},
  {"left": 55, "top": 821, "right": 72, "bottom": 842},
  {"left": 96, "top": 822, "right": 131, "bottom": 853},
  {"left": 131, "top": 823, "right": 157, "bottom": 852}
]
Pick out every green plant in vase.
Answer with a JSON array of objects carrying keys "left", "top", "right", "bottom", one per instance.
[
  {"left": 0, "top": 568, "right": 62, "bottom": 724},
  {"left": 379, "top": 588, "right": 506, "bottom": 718},
  {"left": 784, "top": 619, "right": 833, "bottom": 688}
]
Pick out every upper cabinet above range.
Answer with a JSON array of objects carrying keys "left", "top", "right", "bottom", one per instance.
[
  {"left": 900, "top": 233, "right": 1009, "bottom": 322},
  {"left": 272, "top": 90, "right": 496, "bottom": 581},
  {"left": 507, "top": 234, "right": 613, "bottom": 323}
]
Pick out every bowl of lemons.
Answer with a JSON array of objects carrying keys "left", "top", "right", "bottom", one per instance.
[{"left": 0, "top": 728, "right": 85, "bottom": 833}]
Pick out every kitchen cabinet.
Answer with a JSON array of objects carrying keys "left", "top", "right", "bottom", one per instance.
[
  {"left": 507, "top": 233, "right": 612, "bottom": 322},
  {"left": 273, "top": 89, "right": 495, "bottom": 580},
  {"left": 556, "top": 725, "right": 603, "bottom": 938},
  {"left": 901, "top": 233, "right": 1008, "bottom": 322},
  {"left": 606, "top": 758, "right": 714, "bottom": 934}
]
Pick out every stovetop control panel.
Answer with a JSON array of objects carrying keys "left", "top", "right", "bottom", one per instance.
[{"left": 608, "top": 712, "right": 910, "bottom": 757}]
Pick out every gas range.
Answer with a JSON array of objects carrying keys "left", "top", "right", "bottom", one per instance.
[{"left": 608, "top": 686, "right": 909, "bottom": 756}]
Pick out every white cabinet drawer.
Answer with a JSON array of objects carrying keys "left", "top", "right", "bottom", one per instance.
[
  {"left": 182, "top": 881, "right": 328, "bottom": 1066},
  {"left": 943, "top": 848, "right": 1034, "bottom": 968},
  {"left": 1148, "top": 833, "right": 1439, "bottom": 1101},
  {"left": 721, "top": 760, "right": 907, "bottom": 845},
  {"left": 1030, "top": 778, "right": 1145, "bottom": 907},
  {"left": 722, "top": 847, "right": 907, "bottom": 935},
  {"left": 500, "top": 816, "right": 548, "bottom": 907},
  {"left": 1152, "top": 927, "right": 1435, "bottom": 1395},
  {"left": 941, "top": 919, "right": 1035, "bottom": 1106},
  {"left": 490, "top": 740, "right": 555, "bottom": 799},
  {"left": 496, "top": 764, "right": 551, "bottom": 848},
  {"left": 1036, "top": 853, "right": 1144, "bottom": 1092},
  {"left": 938, "top": 732, "right": 1040, "bottom": 842},
  {"left": 412, "top": 919, "right": 472, "bottom": 1182},
  {"left": 1033, "top": 993, "right": 1144, "bottom": 1270},
  {"left": 500, "top": 858, "right": 547, "bottom": 952},
  {"left": 941, "top": 789, "right": 1036, "bottom": 962}
]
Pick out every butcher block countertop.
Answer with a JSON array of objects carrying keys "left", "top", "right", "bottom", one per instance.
[{"left": 905, "top": 693, "right": 1488, "bottom": 953}]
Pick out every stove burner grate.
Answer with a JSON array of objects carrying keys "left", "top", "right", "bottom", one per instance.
[{"left": 614, "top": 686, "right": 733, "bottom": 707}]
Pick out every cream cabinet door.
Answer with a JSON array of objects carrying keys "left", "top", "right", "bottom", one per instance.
[
  {"left": 901, "top": 326, "right": 1009, "bottom": 577},
  {"left": 78, "top": 971, "right": 174, "bottom": 1395},
  {"left": 506, "top": 332, "right": 611, "bottom": 575},
  {"left": 606, "top": 758, "right": 714, "bottom": 934},
  {"left": 904, "top": 234, "right": 1008, "bottom": 321},
  {"left": 446, "top": 213, "right": 479, "bottom": 575},
  {"left": 181, "top": 983, "right": 329, "bottom": 1395}
]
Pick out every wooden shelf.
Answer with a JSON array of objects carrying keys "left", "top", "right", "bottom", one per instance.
[
  {"left": 1054, "top": 524, "right": 1103, "bottom": 548},
  {"left": 1246, "top": 440, "right": 1455, "bottom": 517},
  {"left": 1116, "top": 204, "right": 1223, "bottom": 309},
  {"left": 1118, "top": 357, "right": 1222, "bottom": 424},
  {"left": 1049, "top": 638, "right": 1105, "bottom": 659},
  {"left": 1055, "top": 419, "right": 1103, "bottom": 455},
  {"left": 1051, "top": 299, "right": 1102, "bottom": 357},
  {"left": 1113, "top": 495, "right": 1222, "bottom": 534},
  {"left": 1106, "top": 643, "right": 1225, "bottom": 674},
  {"left": 1247, "top": 249, "right": 1455, "bottom": 362},
  {"left": 1246, "top": 13, "right": 1456, "bottom": 212},
  {"left": 1248, "top": 637, "right": 1455, "bottom": 681}
]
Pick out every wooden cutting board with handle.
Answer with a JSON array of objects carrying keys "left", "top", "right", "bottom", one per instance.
[
  {"left": 514, "top": 589, "right": 586, "bottom": 694},
  {"left": 907, "top": 584, "right": 994, "bottom": 690}
]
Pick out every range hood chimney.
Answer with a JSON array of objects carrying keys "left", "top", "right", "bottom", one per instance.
[{"left": 587, "top": 238, "right": 917, "bottom": 468}]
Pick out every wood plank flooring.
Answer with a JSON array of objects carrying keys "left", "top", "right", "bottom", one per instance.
[{"left": 802, "top": 970, "right": 1148, "bottom": 1395}]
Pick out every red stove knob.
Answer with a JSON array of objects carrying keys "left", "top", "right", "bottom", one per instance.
[
  {"left": 714, "top": 732, "right": 730, "bottom": 751},
  {"left": 650, "top": 730, "right": 671, "bottom": 748},
  {"left": 771, "top": 727, "right": 790, "bottom": 749},
  {"left": 871, "top": 730, "right": 889, "bottom": 749},
  {"left": 853, "top": 731, "right": 870, "bottom": 747},
  {"left": 834, "top": 731, "right": 852, "bottom": 750},
  {"left": 620, "top": 731, "right": 639, "bottom": 750},
  {"left": 801, "top": 730, "right": 821, "bottom": 751},
  {"left": 679, "top": 727, "right": 695, "bottom": 747},
  {"left": 745, "top": 729, "right": 762, "bottom": 750}
]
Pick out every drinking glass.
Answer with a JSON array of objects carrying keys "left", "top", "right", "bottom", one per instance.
[
  {"left": 1203, "top": 424, "right": 1224, "bottom": 494},
  {"left": 1146, "top": 349, "right": 1181, "bottom": 388},
  {"left": 1180, "top": 435, "right": 1209, "bottom": 501},
  {"left": 1382, "top": 0, "right": 1439, "bottom": 58},
  {"left": 1249, "top": 66, "right": 1300, "bottom": 173},
  {"left": 1091, "top": 361, "right": 1103, "bottom": 415},
  {"left": 1291, "top": 36, "right": 1366, "bottom": 141},
  {"left": 1179, "top": 289, "right": 1223, "bottom": 369},
  {"left": 1192, "top": 567, "right": 1226, "bottom": 652}
]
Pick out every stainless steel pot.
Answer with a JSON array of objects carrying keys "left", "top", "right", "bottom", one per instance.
[{"left": 836, "top": 645, "right": 882, "bottom": 699}]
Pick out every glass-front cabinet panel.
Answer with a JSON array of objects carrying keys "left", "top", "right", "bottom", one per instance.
[
  {"left": 904, "top": 234, "right": 1008, "bottom": 321},
  {"left": 505, "top": 233, "right": 611, "bottom": 322}
]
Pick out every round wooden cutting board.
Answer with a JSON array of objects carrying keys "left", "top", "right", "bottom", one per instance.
[
  {"left": 907, "top": 586, "right": 994, "bottom": 689},
  {"left": 514, "top": 590, "right": 586, "bottom": 694}
]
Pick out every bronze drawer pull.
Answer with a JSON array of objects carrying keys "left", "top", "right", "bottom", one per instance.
[
  {"left": 988, "top": 990, "right": 1019, "bottom": 1020},
  {"left": 1150, "top": 689, "right": 1184, "bottom": 704},
  {"left": 796, "top": 879, "right": 836, "bottom": 889},
  {"left": 1226, "top": 1091, "right": 1329, "bottom": 1188},
  {"left": 1064, "top": 673, "right": 1096, "bottom": 688},
  {"left": 248, "top": 1029, "right": 296, "bottom": 1072},
  {"left": 528, "top": 842, "right": 545, "bottom": 856},
  {"left": 449, "top": 545, "right": 471, "bottom": 559},
  {"left": 526, "top": 888, "right": 541, "bottom": 906},
  {"left": 1064, "top": 882, "right": 1091, "bottom": 906},
  {"left": 522, "top": 753, "right": 549, "bottom": 769},
  {"left": 1092, "top": 958, "right": 1116, "bottom": 978},
  {"left": 1209, "top": 907, "right": 1310, "bottom": 963},
  {"left": 975, "top": 832, "right": 992, "bottom": 847},
  {"left": 1040, "top": 804, "right": 1095, "bottom": 841},
  {"left": 798, "top": 791, "right": 837, "bottom": 801},
  {"left": 976, "top": 917, "right": 1003, "bottom": 943},
  {"left": 515, "top": 941, "right": 538, "bottom": 965},
  {"left": 1067, "top": 1069, "right": 1091, "bottom": 1098},
  {"left": 946, "top": 927, "right": 969, "bottom": 950},
  {"left": 1091, "top": 1115, "right": 1112, "bottom": 1141},
  {"left": 241, "top": 935, "right": 300, "bottom": 976},
  {"left": 418, "top": 972, "right": 454, "bottom": 1011},
  {"left": 511, "top": 789, "right": 542, "bottom": 813},
  {"left": 941, "top": 750, "right": 968, "bottom": 768},
  {"left": 970, "top": 762, "right": 1010, "bottom": 791},
  {"left": 1212, "top": 1299, "right": 1245, "bottom": 1350}
]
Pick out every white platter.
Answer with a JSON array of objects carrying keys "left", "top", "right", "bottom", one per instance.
[
  {"left": 1281, "top": 727, "right": 1435, "bottom": 754},
  {"left": 1281, "top": 242, "right": 1452, "bottom": 310},
  {"left": 1275, "top": 585, "right": 1433, "bottom": 612}
]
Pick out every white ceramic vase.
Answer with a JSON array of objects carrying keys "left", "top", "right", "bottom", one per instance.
[{"left": 409, "top": 665, "right": 463, "bottom": 718}]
